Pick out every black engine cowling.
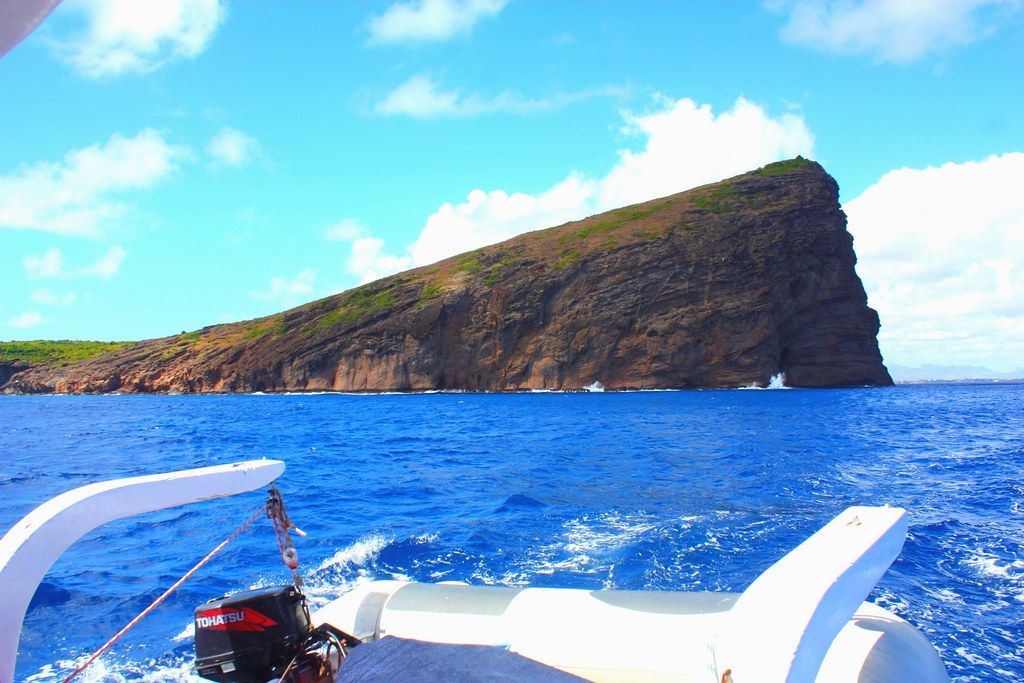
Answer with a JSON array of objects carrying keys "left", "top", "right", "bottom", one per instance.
[{"left": 194, "top": 585, "right": 310, "bottom": 682}]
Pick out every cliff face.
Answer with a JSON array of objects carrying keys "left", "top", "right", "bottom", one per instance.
[
  {"left": 1, "top": 158, "right": 891, "bottom": 393},
  {"left": 0, "top": 361, "right": 30, "bottom": 387}
]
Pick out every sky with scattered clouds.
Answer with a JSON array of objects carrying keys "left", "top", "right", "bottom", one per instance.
[{"left": 1, "top": 0, "right": 1022, "bottom": 372}]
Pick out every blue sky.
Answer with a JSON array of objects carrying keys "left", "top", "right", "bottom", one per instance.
[{"left": 1, "top": 0, "right": 1022, "bottom": 372}]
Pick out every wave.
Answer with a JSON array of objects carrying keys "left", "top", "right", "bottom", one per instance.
[
  {"left": 316, "top": 533, "right": 391, "bottom": 572},
  {"left": 302, "top": 533, "right": 446, "bottom": 608},
  {"left": 26, "top": 655, "right": 197, "bottom": 682},
  {"left": 965, "top": 549, "right": 1024, "bottom": 583},
  {"left": 172, "top": 623, "right": 195, "bottom": 642},
  {"left": 495, "top": 494, "right": 546, "bottom": 513},
  {"left": 496, "top": 511, "right": 659, "bottom": 583},
  {"left": 738, "top": 373, "right": 790, "bottom": 390}
]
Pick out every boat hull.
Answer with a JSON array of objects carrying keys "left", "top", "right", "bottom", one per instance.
[{"left": 314, "top": 581, "right": 948, "bottom": 682}]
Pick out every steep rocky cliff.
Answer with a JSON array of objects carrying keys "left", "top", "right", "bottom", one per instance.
[{"left": 1, "top": 158, "right": 891, "bottom": 393}]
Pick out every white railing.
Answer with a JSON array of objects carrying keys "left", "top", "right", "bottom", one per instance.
[
  {"left": 713, "top": 505, "right": 908, "bottom": 682},
  {"left": 0, "top": 459, "right": 285, "bottom": 683}
]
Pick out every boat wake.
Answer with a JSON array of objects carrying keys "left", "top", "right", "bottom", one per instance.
[
  {"left": 302, "top": 533, "right": 451, "bottom": 608},
  {"left": 25, "top": 654, "right": 196, "bottom": 682}
]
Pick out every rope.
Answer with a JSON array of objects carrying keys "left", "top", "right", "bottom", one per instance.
[
  {"left": 266, "top": 487, "right": 305, "bottom": 588},
  {"left": 62, "top": 504, "right": 267, "bottom": 683},
  {"left": 277, "top": 625, "right": 348, "bottom": 682}
]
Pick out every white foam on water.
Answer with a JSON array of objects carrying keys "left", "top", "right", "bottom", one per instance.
[
  {"left": 304, "top": 572, "right": 375, "bottom": 609},
  {"left": 965, "top": 549, "right": 1024, "bottom": 579},
  {"left": 513, "top": 511, "right": 658, "bottom": 578},
  {"left": 27, "top": 655, "right": 198, "bottom": 682},
  {"left": 738, "top": 373, "right": 790, "bottom": 390},
  {"left": 927, "top": 587, "right": 963, "bottom": 605},
  {"left": 954, "top": 646, "right": 994, "bottom": 667},
  {"left": 872, "top": 588, "right": 911, "bottom": 615},
  {"left": 237, "top": 387, "right": 809, "bottom": 396},
  {"left": 23, "top": 664, "right": 57, "bottom": 682},
  {"left": 172, "top": 622, "right": 195, "bottom": 642},
  {"left": 316, "top": 533, "right": 390, "bottom": 571},
  {"left": 299, "top": 532, "right": 397, "bottom": 607},
  {"left": 531, "top": 554, "right": 597, "bottom": 574},
  {"left": 562, "top": 513, "right": 657, "bottom": 554}
]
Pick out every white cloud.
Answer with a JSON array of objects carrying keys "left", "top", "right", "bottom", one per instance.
[
  {"left": 9, "top": 312, "right": 43, "bottom": 329},
  {"left": 251, "top": 269, "right": 317, "bottom": 304},
  {"left": 375, "top": 75, "right": 625, "bottom": 119},
  {"left": 348, "top": 237, "right": 413, "bottom": 284},
  {"left": 324, "top": 218, "right": 369, "bottom": 242},
  {"left": 86, "top": 245, "right": 127, "bottom": 278},
  {"left": 51, "top": 0, "right": 226, "bottom": 78},
  {"left": 208, "top": 126, "right": 261, "bottom": 167},
  {"left": 597, "top": 96, "right": 813, "bottom": 210},
  {"left": 31, "top": 289, "right": 77, "bottom": 307},
  {"left": 24, "top": 248, "right": 65, "bottom": 278},
  {"left": 410, "top": 174, "right": 595, "bottom": 265},
  {"left": 23, "top": 245, "right": 127, "bottom": 280},
  {"left": 323, "top": 219, "right": 412, "bottom": 284},
  {"left": 0, "top": 129, "right": 186, "bottom": 238},
  {"left": 376, "top": 76, "right": 459, "bottom": 118},
  {"left": 335, "top": 95, "right": 814, "bottom": 281},
  {"left": 367, "top": 0, "right": 508, "bottom": 45},
  {"left": 769, "top": 0, "right": 1019, "bottom": 63},
  {"left": 846, "top": 152, "right": 1024, "bottom": 372}
]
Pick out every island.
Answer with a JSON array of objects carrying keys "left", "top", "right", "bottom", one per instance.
[{"left": 0, "top": 158, "right": 892, "bottom": 393}]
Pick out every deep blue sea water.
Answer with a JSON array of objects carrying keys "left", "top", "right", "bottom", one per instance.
[{"left": 1, "top": 385, "right": 1022, "bottom": 681}]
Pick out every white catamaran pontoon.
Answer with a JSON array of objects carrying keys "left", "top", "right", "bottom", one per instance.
[{"left": 0, "top": 460, "right": 949, "bottom": 682}]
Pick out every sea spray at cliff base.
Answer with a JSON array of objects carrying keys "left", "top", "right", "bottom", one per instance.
[{"left": 2, "top": 385, "right": 1021, "bottom": 680}]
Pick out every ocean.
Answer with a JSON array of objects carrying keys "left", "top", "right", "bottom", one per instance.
[{"left": 1, "top": 384, "right": 1021, "bottom": 681}]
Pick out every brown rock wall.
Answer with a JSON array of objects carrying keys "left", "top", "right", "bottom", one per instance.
[{"left": 2, "top": 158, "right": 891, "bottom": 394}]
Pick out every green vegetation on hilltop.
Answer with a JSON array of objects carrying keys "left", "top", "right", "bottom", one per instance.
[
  {"left": 560, "top": 201, "right": 672, "bottom": 246},
  {"left": 417, "top": 281, "right": 444, "bottom": 309},
  {"left": 347, "top": 288, "right": 394, "bottom": 319},
  {"left": 420, "top": 281, "right": 443, "bottom": 300},
  {"left": 483, "top": 253, "right": 516, "bottom": 286},
  {"left": 692, "top": 183, "right": 741, "bottom": 213},
  {"left": 456, "top": 254, "right": 483, "bottom": 274},
  {"left": 243, "top": 319, "right": 289, "bottom": 340},
  {"left": 0, "top": 340, "right": 134, "bottom": 366},
  {"left": 758, "top": 156, "right": 811, "bottom": 177},
  {"left": 319, "top": 285, "right": 396, "bottom": 329},
  {"left": 554, "top": 248, "right": 582, "bottom": 270}
]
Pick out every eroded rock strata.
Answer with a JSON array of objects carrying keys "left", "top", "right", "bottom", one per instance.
[{"left": 1, "top": 158, "right": 891, "bottom": 393}]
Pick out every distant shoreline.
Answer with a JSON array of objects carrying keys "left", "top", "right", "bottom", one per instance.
[
  {"left": 3, "top": 381, "right": 1021, "bottom": 397},
  {"left": 893, "top": 378, "right": 1024, "bottom": 386}
]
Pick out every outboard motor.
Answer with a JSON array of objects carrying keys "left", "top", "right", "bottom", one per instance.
[
  {"left": 194, "top": 584, "right": 311, "bottom": 682},
  {"left": 195, "top": 487, "right": 356, "bottom": 682}
]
